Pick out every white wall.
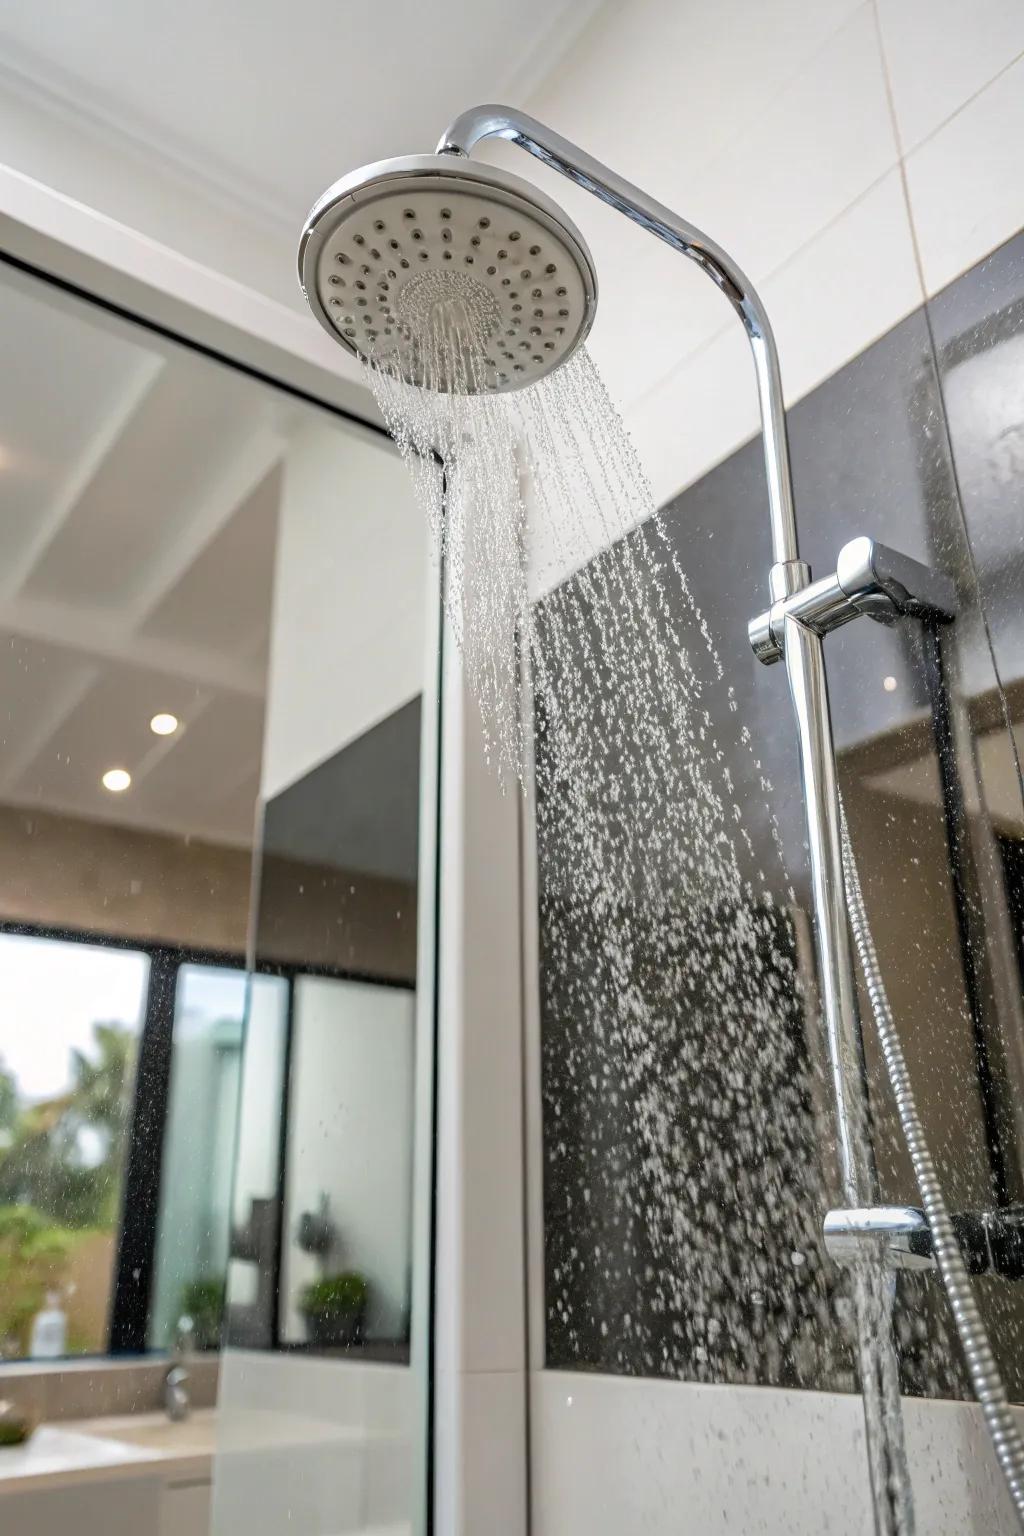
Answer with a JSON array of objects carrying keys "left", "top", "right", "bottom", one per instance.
[
  {"left": 432, "top": 656, "right": 529, "bottom": 1536},
  {"left": 281, "top": 975, "right": 415, "bottom": 1342},
  {"left": 262, "top": 417, "right": 428, "bottom": 799},
  {"left": 505, "top": 0, "right": 1024, "bottom": 524}
]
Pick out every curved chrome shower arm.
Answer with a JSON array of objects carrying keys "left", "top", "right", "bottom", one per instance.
[{"left": 438, "top": 103, "right": 801, "bottom": 590}]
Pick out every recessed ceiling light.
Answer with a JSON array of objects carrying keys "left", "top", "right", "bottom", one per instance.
[
  {"left": 150, "top": 712, "right": 179, "bottom": 736},
  {"left": 883, "top": 675, "right": 898, "bottom": 693},
  {"left": 102, "top": 767, "right": 131, "bottom": 793}
]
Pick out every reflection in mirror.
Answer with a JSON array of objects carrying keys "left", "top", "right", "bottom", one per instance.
[
  {"left": 0, "top": 256, "right": 289, "bottom": 1371},
  {"left": 280, "top": 975, "right": 414, "bottom": 1354},
  {"left": 0, "top": 934, "right": 149, "bottom": 1357},
  {"left": 0, "top": 250, "right": 437, "bottom": 1536},
  {"left": 228, "top": 694, "right": 425, "bottom": 1362}
]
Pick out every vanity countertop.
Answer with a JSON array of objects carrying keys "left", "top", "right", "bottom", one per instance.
[{"left": 0, "top": 1406, "right": 365, "bottom": 1495}]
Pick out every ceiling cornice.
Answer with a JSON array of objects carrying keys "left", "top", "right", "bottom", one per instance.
[{"left": 0, "top": 38, "right": 297, "bottom": 235}]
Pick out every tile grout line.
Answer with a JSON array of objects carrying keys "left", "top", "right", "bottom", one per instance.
[
  {"left": 901, "top": 41, "right": 1024, "bottom": 163},
  {"left": 869, "top": 0, "right": 929, "bottom": 301},
  {"left": 625, "top": 14, "right": 1024, "bottom": 423},
  {"left": 622, "top": 161, "right": 903, "bottom": 421},
  {"left": 615, "top": 0, "right": 894, "bottom": 418}
]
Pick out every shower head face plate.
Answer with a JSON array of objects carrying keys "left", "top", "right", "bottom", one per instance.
[{"left": 298, "top": 154, "right": 597, "bottom": 394}]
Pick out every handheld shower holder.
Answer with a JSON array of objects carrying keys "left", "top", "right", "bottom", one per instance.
[
  {"left": 824, "top": 1203, "right": 1024, "bottom": 1279},
  {"left": 749, "top": 536, "right": 958, "bottom": 666}
]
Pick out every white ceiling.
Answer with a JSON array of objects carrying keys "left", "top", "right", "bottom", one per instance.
[
  {"left": 0, "top": 263, "right": 304, "bottom": 847},
  {"left": 0, "top": 0, "right": 602, "bottom": 311}
]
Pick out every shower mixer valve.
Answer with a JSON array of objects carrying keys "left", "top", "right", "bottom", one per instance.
[{"left": 748, "top": 535, "right": 957, "bottom": 665}]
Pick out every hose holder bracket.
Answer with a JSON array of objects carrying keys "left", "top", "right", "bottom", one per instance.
[
  {"left": 824, "top": 1204, "right": 1024, "bottom": 1278},
  {"left": 749, "top": 536, "right": 958, "bottom": 665}
]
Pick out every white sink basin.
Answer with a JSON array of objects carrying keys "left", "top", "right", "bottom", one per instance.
[{"left": 76, "top": 1408, "right": 216, "bottom": 1459}]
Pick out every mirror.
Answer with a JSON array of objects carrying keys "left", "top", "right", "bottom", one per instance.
[{"left": 0, "top": 252, "right": 437, "bottom": 1536}]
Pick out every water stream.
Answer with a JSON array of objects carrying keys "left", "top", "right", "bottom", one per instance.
[{"left": 365, "top": 295, "right": 915, "bottom": 1530}]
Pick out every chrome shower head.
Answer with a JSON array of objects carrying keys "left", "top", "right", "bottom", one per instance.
[{"left": 298, "top": 153, "right": 597, "bottom": 394}]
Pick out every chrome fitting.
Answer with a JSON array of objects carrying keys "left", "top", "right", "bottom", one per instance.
[
  {"left": 750, "top": 536, "right": 957, "bottom": 666},
  {"left": 823, "top": 1206, "right": 935, "bottom": 1271}
]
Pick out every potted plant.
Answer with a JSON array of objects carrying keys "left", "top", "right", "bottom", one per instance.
[
  {"left": 298, "top": 1272, "right": 368, "bottom": 1348},
  {"left": 180, "top": 1277, "right": 225, "bottom": 1351}
]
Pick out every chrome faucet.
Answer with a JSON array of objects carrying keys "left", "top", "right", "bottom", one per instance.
[{"left": 164, "top": 1313, "right": 194, "bottom": 1422}]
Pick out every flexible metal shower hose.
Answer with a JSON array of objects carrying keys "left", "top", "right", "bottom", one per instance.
[{"left": 839, "top": 802, "right": 1024, "bottom": 1529}]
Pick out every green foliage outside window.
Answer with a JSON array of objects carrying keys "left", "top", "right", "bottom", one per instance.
[{"left": 0, "top": 1022, "right": 135, "bottom": 1354}]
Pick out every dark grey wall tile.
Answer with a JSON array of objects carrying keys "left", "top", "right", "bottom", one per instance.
[{"left": 537, "top": 236, "right": 1024, "bottom": 1400}]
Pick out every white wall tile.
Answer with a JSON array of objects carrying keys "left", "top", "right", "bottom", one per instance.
[
  {"left": 213, "top": 1353, "right": 414, "bottom": 1534},
  {"left": 877, "top": 0, "right": 1024, "bottom": 153},
  {"left": 627, "top": 321, "right": 756, "bottom": 512},
  {"left": 514, "top": 1, "right": 895, "bottom": 417},
  {"left": 461, "top": 1371, "right": 528, "bottom": 1536},
  {"left": 532, "top": 1370, "right": 1023, "bottom": 1535},
  {"left": 627, "top": 168, "right": 922, "bottom": 510},
  {"left": 437, "top": 664, "right": 527, "bottom": 1378},
  {"left": 432, "top": 657, "right": 529, "bottom": 1530},
  {"left": 688, "top": 5, "right": 898, "bottom": 315},
  {"left": 764, "top": 168, "right": 923, "bottom": 407},
  {"left": 905, "top": 53, "right": 1024, "bottom": 296}
]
